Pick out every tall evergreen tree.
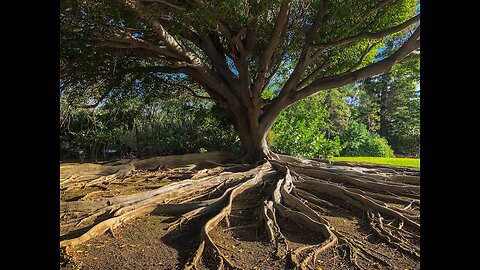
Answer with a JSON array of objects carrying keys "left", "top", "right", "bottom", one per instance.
[{"left": 349, "top": 35, "right": 420, "bottom": 155}]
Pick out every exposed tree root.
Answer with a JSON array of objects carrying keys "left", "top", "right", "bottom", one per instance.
[
  {"left": 263, "top": 200, "right": 289, "bottom": 260},
  {"left": 367, "top": 212, "right": 420, "bottom": 258},
  {"left": 182, "top": 165, "right": 272, "bottom": 269},
  {"left": 60, "top": 152, "right": 420, "bottom": 269}
]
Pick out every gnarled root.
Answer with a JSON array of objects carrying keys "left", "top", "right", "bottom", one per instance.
[
  {"left": 60, "top": 153, "right": 420, "bottom": 269},
  {"left": 60, "top": 164, "right": 264, "bottom": 250},
  {"left": 180, "top": 164, "right": 272, "bottom": 269}
]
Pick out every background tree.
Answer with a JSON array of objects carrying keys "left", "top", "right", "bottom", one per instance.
[
  {"left": 348, "top": 36, "right": 420, "bottom": 156},
  {"left": 61, "top": 0, "right": 420, "bottom": 162}
]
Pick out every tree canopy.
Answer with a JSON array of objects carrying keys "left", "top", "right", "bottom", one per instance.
[{"left": 61, "top": 0, "right": 420, "bottom": 161}]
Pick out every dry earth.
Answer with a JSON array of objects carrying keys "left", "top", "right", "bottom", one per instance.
[{"left": 60, "top": 152, "right": 420, "bottom": 270}]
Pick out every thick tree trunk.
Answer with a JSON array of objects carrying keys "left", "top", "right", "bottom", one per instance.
[
  {"left": 232, "top": 107, "right": 278, "bottom": 163},
  {"left": 379, "top": 91, "right": 389, "bottom": 137},
  {"left": 238, "top": 130, "right": 271, "bottom": 163}
]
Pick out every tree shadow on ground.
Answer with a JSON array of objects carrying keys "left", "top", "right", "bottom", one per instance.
[
  {"left": 60, "top": 211, "right": 115, "bottom": 241},
  {"left": 159, "top": 214, "right": 217, "bottom": 268}
]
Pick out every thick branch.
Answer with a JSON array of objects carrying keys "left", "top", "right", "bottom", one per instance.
[
  {"left": 96, "top": 37, "right": 182, "bottom": 60},
  {"left": 314, "top": 14, "right": 419, "bottom": 50},
  {"left": 294, "top": 27, "right": 420, "bottom": 101},
  {"left": 252, "top": 0, "right": 292, "bottom": 99},
  {"left": 120, "top": 0, "right": 199, "bottom": 64},
  {"left": 271, "top": 0, "right": 330, "bottom": 104},
  {"left": 296, "top": 60, "right": 333, "bottom": 90},
  {"left": 399, "top": 50, "right": 420, "bottom": 63},
  {"left": 304, "top": 0, "right": 330, "bottom": 46},
  {"left": 119, "top": 0, "right": 240, "bottom": 107},
  {"left": 245, "top": 18, "right": 259, "bottom": 52},
  {"left": 193, "top": 28, "right": 238, "bottom": 89},
  {"left": 120, "top": 65, "right": 225, "bottom": 102},
  {"left": 260, "top": 27, "right": 419, "bottom": 132}
]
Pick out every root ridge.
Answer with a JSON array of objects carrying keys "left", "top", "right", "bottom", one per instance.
[{"left": 60, "top": 153, "right": 420, "bottom": 269}]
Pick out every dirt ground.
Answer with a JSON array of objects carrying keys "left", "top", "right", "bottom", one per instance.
[{"left": 60, "top": 157, "right": 420, "bottom": 270}]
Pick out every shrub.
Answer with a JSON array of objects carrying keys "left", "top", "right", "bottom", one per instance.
[
  {"left": 360, "top": 135, "right": 395, "bottom": 157},
  {"left": 341, "top": 121, "right": 394, "bottom": 157},
  {"left": 269, "top": 97, "right": 345, "bottom": 159}
]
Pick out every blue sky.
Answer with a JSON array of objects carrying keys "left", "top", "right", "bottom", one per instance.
[{"left": 226, "top": 57, "right": 239, "bottom": 76}]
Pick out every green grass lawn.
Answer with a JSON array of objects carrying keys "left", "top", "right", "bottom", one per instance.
[{"left": 330, "top": 156, "right": 420, "bottom": 168}]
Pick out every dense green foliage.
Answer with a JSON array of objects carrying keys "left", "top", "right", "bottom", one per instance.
[
  {"left": 60, "top": 86, "right": 239, "bottom": 161},
  {"left": 340, "top": 121, "right": 394, "bottom": 157},
  {"left": 268, "top": 93, "right": 344, "bottom": 159},
  {"left": 131, "top": 101, "right": 239, "bottom": 157},
  {"left": 268, "top": 89, "right": 397, "bottom": 159}
]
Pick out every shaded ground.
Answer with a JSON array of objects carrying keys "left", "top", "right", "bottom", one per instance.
[{"left": 60, "top": 152, "right": 420, "bottom": 270}]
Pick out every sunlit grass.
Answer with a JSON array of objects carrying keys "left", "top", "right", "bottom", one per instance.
[{"left": 330, "top": 156, "right": 420, "bottom": 168}]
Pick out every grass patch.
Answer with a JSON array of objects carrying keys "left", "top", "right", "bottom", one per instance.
[{"left": 330, "top": 156, "right": 420, "bottom": 168}]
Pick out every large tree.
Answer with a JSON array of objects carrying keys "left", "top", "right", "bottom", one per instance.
[
  {"left": 60, "top": 1, "right": 421, "bottom": 268},
  {"left": 61, "top": 0, "right": 420, "bottom": 162}
]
